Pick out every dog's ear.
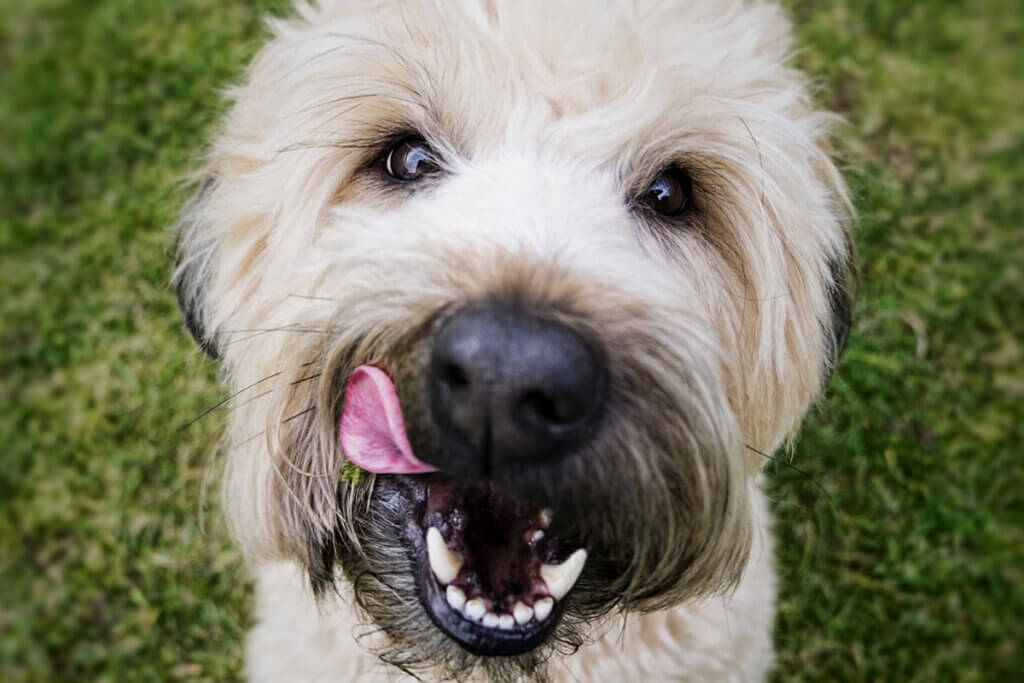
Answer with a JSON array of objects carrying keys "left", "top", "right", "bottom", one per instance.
[
  {"left": 823, "top": 245, "right": 855, "bottom": 381},
  {"left": 173, "top": 177, "right": 221, "bottom": 359}
]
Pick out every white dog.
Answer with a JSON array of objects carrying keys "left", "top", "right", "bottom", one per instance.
[{"left": 175, "top": 1, "right": 852, "bottom": 680}]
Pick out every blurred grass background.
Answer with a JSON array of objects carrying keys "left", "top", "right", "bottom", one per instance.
[{"left": 1, "top": 0, "right": 1021, "bottom": 680}]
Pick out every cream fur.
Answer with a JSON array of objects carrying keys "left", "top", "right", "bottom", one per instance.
[{"left": 175, "top": 0, "right": 851, "bottom": 680}]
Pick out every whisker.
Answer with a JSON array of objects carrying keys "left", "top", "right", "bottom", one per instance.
[
  {"left": 232, "top": 389, "right": 274, "bottom": 410},
  {"left": 177, "top": 360, "right": 321, "bottom": 432},
  {"left": 177, "top": 371, "right": 282, "bottom": 432},
  {"left": 222, "top": 327, "right": 336, "bottom": 348},
  {"left": 745, "top": 443, "right": 843, "bottom": 521},
  {"left": 220, "top": 326, "right": 334, "bottom": 334},
  {"left": 227, "top": 430, "right": 267, "bottom": 452},
  {"left": 284, "top": 406, "right": 316, "bottom": 424}
]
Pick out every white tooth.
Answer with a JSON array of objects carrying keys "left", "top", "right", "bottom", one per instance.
[
  {"left": 539, "top": 509, "right": 552, "bottom": 528},
  {"left": 534, "top": 597, "right": 554, "bottom": 621},
  {"left": 529, "top": 530, "right": 545, "bottom": 544},
  {"left": 464, "top": 598, "right": 486, "bottom": 621},
  {"left": 498, "top": 614, "right": 515, "bottom": 630},
  {"left": 426, "top": 527, "right": 463, "bottom": 584},
  {"left": 540, "top": 548, "right": 587, "bottom": 600},
  {"left": 446, "top": 585, "right": 466, "bottom": 611},
  {"left": 483, "top": 612, "right": 500, "bottom": 628},
  {"left": 513, "top": 602, "right": 534, "bottom": 625}
]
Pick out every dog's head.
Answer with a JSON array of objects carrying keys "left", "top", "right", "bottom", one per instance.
[{"left": 175, "top": 1, "right": 851, "bottom": 678}]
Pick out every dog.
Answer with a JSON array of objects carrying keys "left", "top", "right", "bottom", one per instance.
[{"left": 174, "top": 1, "right": 853, "bottom": 680}]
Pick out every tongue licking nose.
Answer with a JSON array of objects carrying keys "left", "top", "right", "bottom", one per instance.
[{"left": 339, "top": 365, "right": 438, "bottom": 474}]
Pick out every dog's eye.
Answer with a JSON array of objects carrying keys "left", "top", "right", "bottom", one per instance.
[
  {"left": 641, "top": 168, "right": 693, "bottom": 217},
  {"left": 385, "top": 137, "right": 440, "bottom": 182}
]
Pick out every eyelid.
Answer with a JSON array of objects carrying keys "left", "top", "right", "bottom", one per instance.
[{"left": 367, "top": 131, "right": 427, "bottom": 171}]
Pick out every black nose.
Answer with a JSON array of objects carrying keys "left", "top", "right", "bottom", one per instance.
[{"left": 427, "top": 303, "right": 607, "bottom": 476}]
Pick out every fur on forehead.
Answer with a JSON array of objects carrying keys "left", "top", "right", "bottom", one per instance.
[
  {"left": 225, "top": 0, "right": 819, "bottom": 166},
  {"left": 205, "top": 0, "right": 848, "bottom": 279}
]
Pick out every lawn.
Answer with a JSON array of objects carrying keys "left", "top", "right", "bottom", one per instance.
[{"left": 1, "top": 1, "right": 1021, "bottom": 680}]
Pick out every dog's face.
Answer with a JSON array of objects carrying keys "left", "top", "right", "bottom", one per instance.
[{"left": 176, "top": 1, "right": 851, "bottom": 678}]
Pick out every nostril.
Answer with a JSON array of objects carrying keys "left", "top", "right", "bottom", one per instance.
[
  {"left": 517, "top": 390, "right": 574, "bottom": 427},
  {"left": 438, "top": 361, "right": 471, "bottom": 392}
]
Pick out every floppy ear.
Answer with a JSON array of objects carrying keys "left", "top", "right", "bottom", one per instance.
[
  {"left": 823, "top": 244, "right": 855, "bottom": 381},
  {"left": 173, "top": 177, "right": 221, "bottom": 359}
]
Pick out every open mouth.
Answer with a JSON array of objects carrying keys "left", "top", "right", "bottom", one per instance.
[
  {"left": 341, "top": 365, "right": 588, "bottom": 656},
  {"left": 409, "top": 475, "right": 586, "bottom": 655}
]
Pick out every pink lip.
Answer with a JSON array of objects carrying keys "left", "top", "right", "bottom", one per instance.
[{"left": 339, "top": 365, "right": 439, "bottom": 475}]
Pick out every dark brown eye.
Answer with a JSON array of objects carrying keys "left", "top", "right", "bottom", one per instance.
[
  {"left": 641, "top": 168, "right": 692, "bottom": 216},
  {"left": 385, "top": 137, "right": 439, "bottom": 181}
]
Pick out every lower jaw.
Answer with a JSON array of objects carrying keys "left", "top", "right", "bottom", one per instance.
[{"left": 416, "top": 558, "right": 562, "bottom": 656}]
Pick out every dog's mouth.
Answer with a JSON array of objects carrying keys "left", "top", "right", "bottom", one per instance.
[
  {"left": 341, "top": 365, "right": 588, "bottom": 656},
  {"left": 405, "top": 475, "right": 585, "bottom": 656}
]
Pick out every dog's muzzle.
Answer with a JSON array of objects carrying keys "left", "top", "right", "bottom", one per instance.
[{"left": 341, "top": 302, "right": 608, "bottom": 656}]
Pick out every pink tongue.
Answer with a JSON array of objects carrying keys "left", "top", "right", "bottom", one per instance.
[{"left": 339, "top": 365, "right": 438, "bottom": 474}]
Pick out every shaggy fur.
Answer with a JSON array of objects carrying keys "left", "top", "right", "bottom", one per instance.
[{"left": 174, "top": 1, "right": 852, "bottom": 680}]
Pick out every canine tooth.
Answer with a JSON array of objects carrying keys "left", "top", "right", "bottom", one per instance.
[
  {"left": 539, "top": 509, "right": 552, "bottom": 528},
  {"left": 464, "top": 598, "right": 486, "bottom": 621},
  {"left": 426, "top": 527, "right": 463, "bottom": 584},
  {"left": 534, "top": 597, "right": 554, "bottom": 621},
  {"left": 498, "top": 614, "right": 515, "bottom": 630},
  {"left": 446, "top": 585, "right": 466, "bottom": 611},
  {"left": 539, "top": 548, "right": 587, "bottom": 600},
  {"left": 513, "top": 602, "right": 534, "bottom": 625},
  {"left": 528, "top": 530, "right": 545, "bottom": 544},
  {"left": 483, "top": 612, "right": 500, "bottom": 628}
]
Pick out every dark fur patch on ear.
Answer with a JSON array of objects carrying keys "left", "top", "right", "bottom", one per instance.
[
  {"left": 824, "top": 254, "right": 854, "bottom": 377},
  {"left": 174, "top": 177, "right": 220, "bottom": 359},
  {"left": 176, "top": 267, "right": 220, "bottom": 359}
]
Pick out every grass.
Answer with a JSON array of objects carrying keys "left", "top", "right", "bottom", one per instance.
[{"left": 1, "top": 0, "right": 1021, "bottom": 680}]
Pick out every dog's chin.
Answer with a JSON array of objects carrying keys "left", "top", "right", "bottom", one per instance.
[{"left": 384, "top": 473, "right": 584, "bottom": 657}]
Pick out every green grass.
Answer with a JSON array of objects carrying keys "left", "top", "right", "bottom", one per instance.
[{"left": 1, "top": 1, "right": 1021, "bottom": 680}]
